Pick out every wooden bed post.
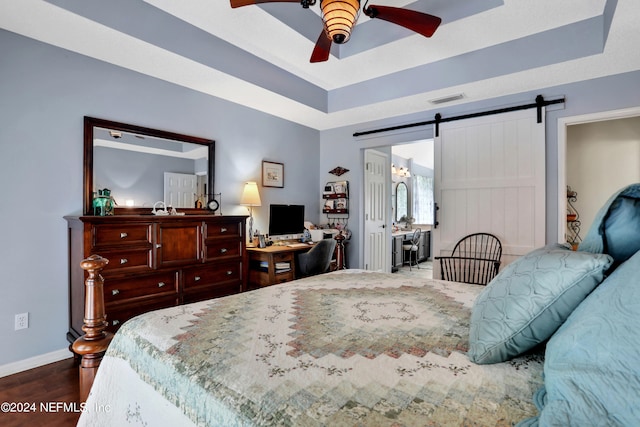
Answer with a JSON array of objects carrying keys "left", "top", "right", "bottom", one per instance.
[{"left": 72, "top": 255, "right": 113, "bottom": 402}]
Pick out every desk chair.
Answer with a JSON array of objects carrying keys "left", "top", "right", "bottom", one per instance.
[{"left": 297, "top": 238, "right": 337, "bottom": 277}]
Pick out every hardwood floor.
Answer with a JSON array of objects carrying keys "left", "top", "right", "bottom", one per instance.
[{"left": 0, "top": 358, "right": 80, "bottom": 427}]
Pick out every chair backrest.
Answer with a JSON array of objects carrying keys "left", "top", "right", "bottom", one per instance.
[
  {"left": 452, "top": 232, "right": 502, "bottom": 261},
  {"left": 297, "top": 238, "right": 337, "bottom": 277},
  {"left": 410, "top": 228, "right": 422, "bottom": 245},
  {"left": 439, "top": 233, "right": 502, "bottom": 285}
]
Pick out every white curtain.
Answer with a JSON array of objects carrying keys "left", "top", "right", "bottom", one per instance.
[{"left": 413, "top": 175, "right": 434, "bottom": 224}]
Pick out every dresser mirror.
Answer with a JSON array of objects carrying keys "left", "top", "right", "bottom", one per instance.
[{"left": 83, "top": 116, "right": 215, "bottom": 215}]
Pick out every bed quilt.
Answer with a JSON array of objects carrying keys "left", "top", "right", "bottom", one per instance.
[{"left": 77, "top": 270, "right": 543, "bottom": 427}]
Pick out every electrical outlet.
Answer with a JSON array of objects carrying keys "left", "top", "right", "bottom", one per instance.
[{"left": 15, "top": 313, "right": 28, "bottom": 330}]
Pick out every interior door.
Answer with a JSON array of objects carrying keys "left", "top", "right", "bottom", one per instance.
[
  {"left": 164, "top": 172, "right": 198, "bottom": 209},
  {"left": 363, "top": 149, "right": 389, "bottom": 271},
  {"left": 432, "top": 109, "right": 546, "bottom": 279}
]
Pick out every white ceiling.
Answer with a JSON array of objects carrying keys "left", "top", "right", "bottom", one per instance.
[{"left": 1, "top": 0, "right": 639, "bottom": 130}]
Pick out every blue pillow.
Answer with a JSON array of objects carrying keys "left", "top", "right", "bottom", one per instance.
[
  {"left": 468, "top": 244, "right": 613, "bottom": 364},
  {"left": 535, "top": 249, "right": 640, "bottom": 425},
  {"left": 580, "top": 183, "right": 640, "bottom": 265},
  {"left": 604, "top": 196, "right": 640, "bottom": 263}
]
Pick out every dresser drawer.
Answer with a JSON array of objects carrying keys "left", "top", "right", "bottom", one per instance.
[
  {"left": 104, "top": 271, "right": 178, "bottom": 304},
  {"left": 205, "top": 239, "right": 242, "bottom": 261},
  {"left": 183, "top": 261, "right": 242, "bottom": 289},
  {"left": 99, "top": 248, "right": 153, "bottom": 274},
  {"left": 183, "top": 281, "right": 241, "bottom": 304},
  {"left": 92, "top": 223, "right": 153, "bottom": 248},
  {"left": 106, "top": 296, "right": 178, "bottom": 334},
  {"left": 206, "top": 221, "right": 241, "bottom": 238}
]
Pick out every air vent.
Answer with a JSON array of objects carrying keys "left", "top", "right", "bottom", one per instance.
[{"left": 429, "top": 93, "right": 465, "bottom": 105}]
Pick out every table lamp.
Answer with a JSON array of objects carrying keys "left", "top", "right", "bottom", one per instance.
[{"left": 240, "top": 181, "right": 261, "bottom": 245}]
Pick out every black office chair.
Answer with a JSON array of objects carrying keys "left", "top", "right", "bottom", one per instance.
[
  {"left": 297, "top": 238, "right": 337, "bottom": 277},
  {"left": 434, "top": 232, "right": 502, "bottom": 285},
  {"left": 402, "top": 228, "right": 422, "bottom": 270}
]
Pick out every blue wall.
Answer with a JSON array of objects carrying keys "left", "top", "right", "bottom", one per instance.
[{"left": 0, "top": 30, "right": 320, "bottom": 367}]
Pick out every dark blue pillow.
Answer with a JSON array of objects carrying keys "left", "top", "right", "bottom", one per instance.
[
  {"left": 604, "top": 196, "right": 640, "bottom": 263},
  {"left": 580, "top": 183, "right": 640, "bottom": 265}
]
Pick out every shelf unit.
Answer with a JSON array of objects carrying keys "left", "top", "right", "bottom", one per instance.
[
  {"left": 566, "top": 186, "right": 582, "bottom": 250},
  {"left": 323, "top": 181, "right": 349, "bottom": 215}
]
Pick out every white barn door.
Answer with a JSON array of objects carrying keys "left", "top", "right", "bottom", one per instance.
[{"left": 432, "top": 109, "right": 546, "bottom": 279}]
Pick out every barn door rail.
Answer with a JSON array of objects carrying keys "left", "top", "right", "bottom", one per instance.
[{"left": 353, "top": 95, "right": 565, "bottom": 138}]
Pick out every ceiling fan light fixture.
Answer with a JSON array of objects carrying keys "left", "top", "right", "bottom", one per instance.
[{"left": 321, "top": 0, "right": 360, "bottom": 44}]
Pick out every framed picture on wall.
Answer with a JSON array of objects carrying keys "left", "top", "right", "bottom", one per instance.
[{"left": 262, "top": 161, "right": 284, "bottom": 188}]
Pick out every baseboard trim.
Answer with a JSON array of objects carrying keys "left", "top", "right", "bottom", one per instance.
[{"left": 0, "top": 348, "right": 72, "bottom": 378}]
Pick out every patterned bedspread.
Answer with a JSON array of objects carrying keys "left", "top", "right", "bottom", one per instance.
[{"left": 77, "top": 270, "right": 543, "bottom": 427}]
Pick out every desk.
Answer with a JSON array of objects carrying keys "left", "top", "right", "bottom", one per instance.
[{"left": 246, "top": 244, "right": 314, "bottom": 289}]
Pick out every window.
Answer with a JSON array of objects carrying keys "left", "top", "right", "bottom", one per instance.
[{"left": 413, "top": 174, "right": 434, "bottom": 224}]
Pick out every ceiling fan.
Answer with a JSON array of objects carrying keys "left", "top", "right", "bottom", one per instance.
[{"left": 230, "top": 0, "right": 441, "bottom": 63}]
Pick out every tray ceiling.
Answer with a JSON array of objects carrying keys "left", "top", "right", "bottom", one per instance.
[{"left": 1, "top": 0, "right": 638, "bottom": 130}]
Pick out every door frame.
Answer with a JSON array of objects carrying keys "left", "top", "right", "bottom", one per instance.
[{"left": 557, "top": 106, "right": 640, "bottom": 243}]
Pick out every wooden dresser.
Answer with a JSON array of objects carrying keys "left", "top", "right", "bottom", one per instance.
[{"left": 66, "top": 215, "right": 247, "bottom": 342}]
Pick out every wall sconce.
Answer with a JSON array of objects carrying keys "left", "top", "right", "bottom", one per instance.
[
  {"left": 240, "top": 181, "right": 261, "bottom": 245},
  {"left": 392, "top": 164, "right": 411, "bottom": 178},
  {"left": 399, "top": 167, "right": 411, "bottom": 178}
]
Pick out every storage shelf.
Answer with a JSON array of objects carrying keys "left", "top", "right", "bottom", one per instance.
[{"left": 323, "top": 193, "right": 348, "bottom": 199}]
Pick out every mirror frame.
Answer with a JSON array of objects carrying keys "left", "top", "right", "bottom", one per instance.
[
  {"left": 395, "top": 181, "right": 409, "bottom": 222},
  {"left": 83, "top": 116, "right": 215, "bottom": 215}
]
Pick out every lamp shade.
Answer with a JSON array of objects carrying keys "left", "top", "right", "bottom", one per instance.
[
  {"left": 240, "top": 182, "right": 262, "bottom": 207},
  {"left": 321, "top": 0, "right": 360, "bottom": 44}
]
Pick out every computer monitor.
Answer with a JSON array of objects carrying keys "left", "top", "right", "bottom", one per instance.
[{"left": 268, "top": 204, "right": 305, "bottom": 238}]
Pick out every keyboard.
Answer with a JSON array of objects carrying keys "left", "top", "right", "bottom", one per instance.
[{"left": 287, "top": 243, "right": 311, "bottom": 248}]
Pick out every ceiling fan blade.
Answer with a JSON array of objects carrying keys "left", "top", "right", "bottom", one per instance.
[
  {"left": 310, "top": 29, "right": 332, "bottom": 63},
  {"left": 363, "top": 5, "right": 441, "bottom": 38},
  {"left": 231, "top": 0, "right": 300, "bottom": 8}
]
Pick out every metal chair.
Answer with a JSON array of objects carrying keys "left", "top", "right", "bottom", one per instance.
[
  {"left": 297, "top": 238, "right": 337, "bottom": 277},
  {"left": 402, "top": 228, "right": 422, "bottom": 270},
  {"left": 434, "top": 232, "right": 502, "bottom": 285}
]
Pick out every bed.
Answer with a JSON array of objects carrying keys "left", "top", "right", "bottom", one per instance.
[
  {"left": 76, "top": 270, "right": 545, "bottom": 426},
  {"left": 75, "top": 183, "right": 640, "bottom": 426}
]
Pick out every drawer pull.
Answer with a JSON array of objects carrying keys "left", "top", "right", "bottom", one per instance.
[
  {"left": 112, "top": 320, "right": 120, "bottom": 326},
  {"left": 112, "top": 289, "right": 120, "bottom": 296},
  {"left": 120, "top": 258, "right": 128, "bottom": 265},
  {"left": 226, "top": 270, "right": 233, "bottom": 275},
  {"left": 120, "top": 232, "right": 128, "bottom": 239},
  {"left": 220, "top": 227, "right": 228, "bottom": 233},
  {"left": 220, "top": 248, "right": 228, "bottom": 254},
  {"left": 158, "top": 282, "right": 166, "bottom": 288},
  {"left": 156, "top": 244, "right": 162, "bottom": 249},
  {"left": 194, "top": 276, "right": 201, "bottom": 281}
]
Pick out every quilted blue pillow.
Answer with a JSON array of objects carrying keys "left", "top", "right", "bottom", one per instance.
[
  {"left": 604, "top": 196, "right": 640, "bottom": 263},
  {"left": 535, "top": 249, "right": 640, "bottom": 425},
  {"left": 468, "top": 244, "right": 613, "bottom": 364},
  {"left": 580, "top": 183, "right": 640, "bottom": 265}
]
